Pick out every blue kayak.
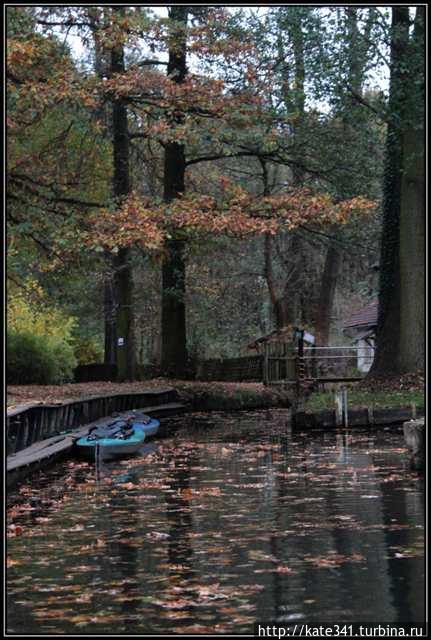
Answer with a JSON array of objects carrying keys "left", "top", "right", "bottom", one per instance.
[
  {"left": 129, "top": 413, "right": 160, "bottom": 438},
  {"left": 76, "top": 415, "right": 160, "bottom": 460}
]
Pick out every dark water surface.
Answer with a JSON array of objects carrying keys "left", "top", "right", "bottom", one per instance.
[{"left": 7, "top": 410, "right": 425, "bottom": 634}]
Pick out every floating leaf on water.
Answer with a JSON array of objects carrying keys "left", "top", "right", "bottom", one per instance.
[
  {"left": 275, "top": 565, "right": 296, "bottom": 574},
  {"left": 7, "top": 524, "right": 23, "bottom": 536},
  {"left": 33, "top": 609, "right": 74, "bottom": 619},
  {"left": 163, "top": 610, "right": 191, "bottom": 619},
  {"left": 117, "top": 482, "right": 135, "bottom": 490},
  {"left": 7, "top": 558, "right": 22, "bottom": 567},
  {"left": 75, "top": 593, "right": 92, "bottom": 603},
  {"left": 146, "top": 531, "right": 170, "bottom": 540}
]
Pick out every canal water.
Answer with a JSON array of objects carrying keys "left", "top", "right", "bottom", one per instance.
[{"left": 7, "top": 410, "right": 425, "bottom": 634}]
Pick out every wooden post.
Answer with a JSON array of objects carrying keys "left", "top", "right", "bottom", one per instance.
[
  {"left": 95, "top": 443, "right": 101, "bottom": 482},
  {"left": 335, "top": 388, "right": 348, "bottom": 427},
  {"left": 342, "top": 388, "right": 348, "bottom": 428},
  {"left": 311, "top": 344, "right": 317, "bottom": 380},
  {"left": 275, "top": 342, "right": 280, "bottom": 382},
  {"left": 298, "top": 331, "right": 304, "bottom": 379},
  {"left": 335, "top": 390, "right": 343, "bottom": 427},
  {"left": 295, "top": 329, "right": 305, "bottom": 382}
]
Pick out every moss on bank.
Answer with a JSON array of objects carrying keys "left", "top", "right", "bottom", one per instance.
[{"left": 305, "top": 388, "right": 424, "bottom": 413}]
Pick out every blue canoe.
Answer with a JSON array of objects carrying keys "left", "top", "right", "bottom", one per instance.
[{"left": 76, "top": 415, "right": 160, "bottom": 460}]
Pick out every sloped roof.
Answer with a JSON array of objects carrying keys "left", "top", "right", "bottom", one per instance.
[
  {"left": 343, "top": 300, "right": 378, "bottom": 329},
  {"left": 248, "top": 326, "right": 314, "bottom": 349},
  {"left": 353, "top": 328, "right": 375, "bottom": 342},
  {"left": 248, "top": 327, "right": 292, "bottom": 349}
]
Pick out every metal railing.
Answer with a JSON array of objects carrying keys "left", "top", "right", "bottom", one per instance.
[{"left": 263, "top": 342, "right": 374, "bottom": 385}]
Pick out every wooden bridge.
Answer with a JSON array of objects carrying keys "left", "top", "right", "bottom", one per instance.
[{"left": 262, "top": 329, "right": 370, "bottom": 394}]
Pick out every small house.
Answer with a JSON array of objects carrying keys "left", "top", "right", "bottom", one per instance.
[{"left": 343, "top": 300, "right": 378, "bottom": 373}]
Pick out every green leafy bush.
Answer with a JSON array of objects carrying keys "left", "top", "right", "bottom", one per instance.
[
  {"left": 8, "top": 280, "right": 77, "bottom": 340},
  {"left": 7, "top": 330, "right": 77, "bottom": 385},
  {"left": 7, "top": 279, "right": 78, "bottom": 384},
  {"left": 72, "top": 337, "right": 104, "bottom": 365}
]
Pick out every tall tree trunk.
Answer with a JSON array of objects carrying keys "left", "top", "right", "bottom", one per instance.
[
  {"left": 314, "top": 8, "right": 378, "bottom": 345},
  {"left": 110, "top": 7, "right": 135, "bottom": 381},
  {"left": 369, "top": 7, "right": 410, "bottom": 377},
  {"left": 314, "top": 245, "right": 341, "bottom": 345},
  {"left": 313, "top": 8, "right": 372, "bottom": 346},
  {"left": 286, "top": 9, "right": 306, "bottom": 185},
  {"left": 103, "top": 268, "right": 117, "bottom": 364},
  {"left": 87, "top": 8, "right": 118, "bottom": 369},
  {"left": 264, "top": 232, "right": 302, "bottom": 330},
  {"left": 264, "top": 233, "right": 291, "bottom": 330},
  {"left": 161, "top": 5, "right": 189, "bottom": 377},
  {"left": 285, "top": 15, "right": 306, "bottom": 325},
  {"left": 399, "top": 126, "right": 425, "bottom": 371},
  {"left": 268, "top": 10, "right": 306, "bottom": 325},
  {"left": 261, "top": 158, "right": 298, "bottom": 330},
  {"left": 398, "top": 7, "right": 425, "bottom": 372}
]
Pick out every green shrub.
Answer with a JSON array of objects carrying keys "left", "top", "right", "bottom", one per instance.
[
  {"left": 7, "top": 279, "right": 78, "bottom": 384},
  {"left": 48, "top": 336, "right": 78, "bottom": 383},
  {"left": 72, "top": 336, "right": 104, "bottom": 365},
  {"left": 7, "top": 330, "right": 77, "bottom": 385},
  {"left": 8, "top": 281, "right": 77, "bottom": 341}
]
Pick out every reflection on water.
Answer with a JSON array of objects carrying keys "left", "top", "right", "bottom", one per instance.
[{"left": 7, "top": 410, "right": 425, "bottom": 634}]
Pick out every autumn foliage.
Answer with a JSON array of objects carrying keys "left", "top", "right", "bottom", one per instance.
[
  {"left": 7, "top": 9, "right": 375, "bottom": 263},
  {"left": 83, "top": 185, "right": 374, "bottom": 253},
  {"left": 7, "top": 6, "right": 380, "bottom": 381}
]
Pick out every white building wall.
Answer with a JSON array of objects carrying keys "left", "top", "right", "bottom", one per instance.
[{"left": 356, "top": 337, "right": 375, "bottom": 373}]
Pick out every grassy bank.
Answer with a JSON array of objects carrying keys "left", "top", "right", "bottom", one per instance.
[
  {"left": 305, "top": 388, "right": 424, "bottom": 412},
  {"left": 305, "top": 372, "right": 424, "bottom": 413}
]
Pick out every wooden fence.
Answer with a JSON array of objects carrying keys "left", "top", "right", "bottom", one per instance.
[
  {"left": 74, "top": 363, "right": 118, "bottom": 382},
  {"left": 196, "top": 356, "right": 263, "bottom": 382}
]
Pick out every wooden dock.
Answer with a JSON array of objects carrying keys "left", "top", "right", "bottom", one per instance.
[
  {"left": 7, "top": 390, "right": 187, "bottom": 488},
  {"left": 7, "top": 388, "right": 179, "bottom": 455}
]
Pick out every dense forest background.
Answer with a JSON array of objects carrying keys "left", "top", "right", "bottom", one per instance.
[{"left": 6, "top": 5, "right": 424, "bottom": 383}]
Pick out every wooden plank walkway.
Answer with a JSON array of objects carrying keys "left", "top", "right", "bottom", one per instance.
[
  {"left": 6, "top": 387, "right": 179, "bottom": 455},
  {"left": 7, "top": 402, "right": 187, "bottom": 487}
]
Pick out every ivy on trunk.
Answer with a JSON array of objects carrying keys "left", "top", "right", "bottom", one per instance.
[{"left": 161, "top": 6, "right": 189, "bottom": 377}]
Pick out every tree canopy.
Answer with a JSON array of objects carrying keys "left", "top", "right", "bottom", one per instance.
[{"left": 7, "top": 6, "right": 423, "bottom": 382}]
